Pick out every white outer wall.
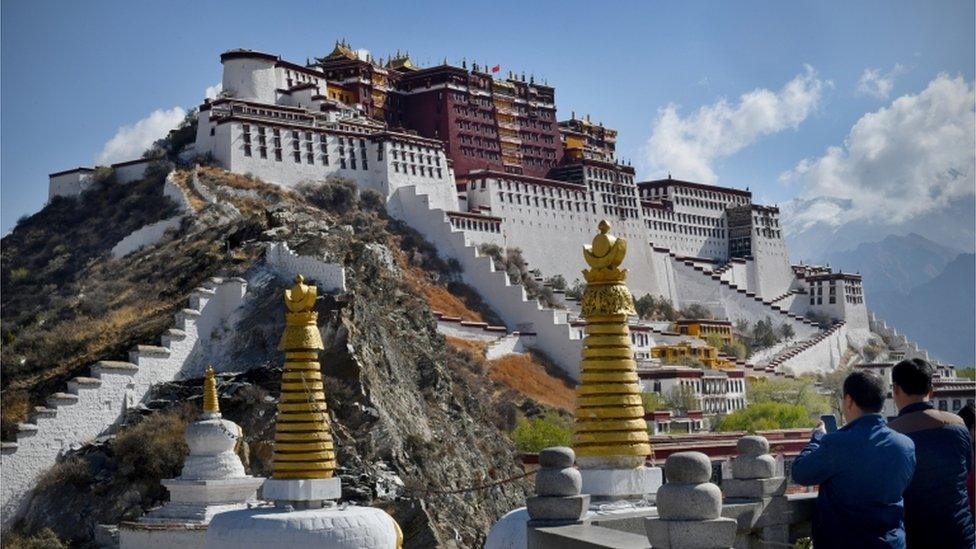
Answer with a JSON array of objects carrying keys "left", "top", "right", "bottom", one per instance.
[
  {"left": 387, "top": 185, "right": 584, "bottom": 380},
  {"left": 48, "top": 171, "right": 94, "bottom": 200},
  {"left": 265, "top": 242, "right": 346, "bottom": 293},
  {"left": 463, "top": 177, "right": 665, "bottom": 297},
  {"left": 208, "top": 120, "right": 458, "bottom": 212},
  {"left": 113, "top": 160, "right": 152, "bottom": 184},
  {"left": 120, "top": 527, "right": 206, "bottom": 549},
  {"left": 111, "top": 217, "right": 183, "bottom": 258},
  {"left": 221, "top": 57, "right": 278, "bottom": 104}
]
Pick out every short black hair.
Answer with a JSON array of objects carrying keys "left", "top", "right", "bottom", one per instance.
[
  {"left": 843, "top": 371, "right": 886, "bottom": 413},
  {"left": 891, "top": 359, "right": 934, "bottom": 396}
]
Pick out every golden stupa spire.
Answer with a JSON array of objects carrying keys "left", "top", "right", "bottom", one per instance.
[
  {"left": 573, "top": 220, "right": 652, "bottom": 467},
  {"left": 272, "top": 274, "right": 336, "bottom": 480},
  {"left": 203, "top": 365, "right": 220, "bottom": 414}
]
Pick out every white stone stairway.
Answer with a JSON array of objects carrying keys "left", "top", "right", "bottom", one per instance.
[
  {"left": 388, "top": 185, "right": 583, "bottom": 380},
  {"left": 0, "top": 277, "right": 247, "bottom": 529}
]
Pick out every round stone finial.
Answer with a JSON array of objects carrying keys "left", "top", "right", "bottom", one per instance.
[
  {"left": 539, "top": 447, "right": 575, "bottom": 468},
  {"left": 664, "top": 451, "right": 712, "bottom": 484},
  {"left": 737, "top": 435, "right": 770, "bottom": 457}
]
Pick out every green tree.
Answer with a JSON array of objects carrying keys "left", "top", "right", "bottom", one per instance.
[
  {"left": 641, "top": 392, "right": 666, "bottom": 412},
  {"left": 751, "top": 318, "right": 779, "bottom": 350},
  {"left": 675, "top": 355, "right": 707, "bottom": 369},
  {"left": 665, "top": 385, "right": 700, "bottom": 413},
  {"left": 722, "top": 340, "right": 749, "bottom": 360},
  {"left": 705, "top": 333, "right": 726, "bottom": 350},
  {"left": 779, "top": 323, "right": 795, "bottom": 341},
  {"left": 717, "top": 402, "right": 815, "bottom": 432},
  {"left": 511, "top": 413, "right": 573, "bottom": 452},
  {"left": 547, "top": 274, "right": 567, "bottom": 291},
  {"left": 820, "top": 367, "right": 852, "bottom": 417},
  {"left": 680, "top": 303, "right": 712, "bottom": 320},
  {"left": 956, "top": 367, "right": 975, "bottom": 380},
  {"left": 748, "top": 376, "right": 830, "bottom": 420},
  {"left": 565, "top": 279, "right": 585, "bottom": 300},
  {"left": 635, "top": 294, "right": 658, "bottom": 320}
]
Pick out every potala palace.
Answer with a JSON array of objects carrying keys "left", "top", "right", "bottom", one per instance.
[{"left": 12, "top": 41, "right": 970, "bottom": 547}]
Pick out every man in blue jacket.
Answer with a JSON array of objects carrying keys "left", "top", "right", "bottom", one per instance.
[
  {"left": 888, "top": 358, "right": 975, "bottom": 548},
  {"left": 792, "top": 371, "right": 916, "bottom": 548}
]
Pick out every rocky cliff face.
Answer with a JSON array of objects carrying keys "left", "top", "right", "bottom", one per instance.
[{"left": 6, "top": 167, "right": 530, "bottom": 547}]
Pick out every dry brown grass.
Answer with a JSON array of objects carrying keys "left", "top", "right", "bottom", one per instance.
[
  {"left": 444, "top": 336, "right": 488, "bottom": 357},
  {"left": 394, "top": 249, "right": 484, "bottom": 322},
  {"left": 487, "top": 353, "right": 576, "bottom": 411}
]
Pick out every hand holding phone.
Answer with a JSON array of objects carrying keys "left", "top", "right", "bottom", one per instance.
[{"left": 820, "top": 414, "right": 838, "bottom": 433}]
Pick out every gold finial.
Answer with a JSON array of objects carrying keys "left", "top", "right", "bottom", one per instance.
[
  {"left": 279, "top": 274, "right": 323, "bottom": 351},
  {"left": 572, "top": 222, "right": 649, "bottom": 469},
  {"left": 203, "top": 365, "right": 220, "bottom": 414},
  {"left": 272, "top": 273, "right": 336, "bottom": 480}
]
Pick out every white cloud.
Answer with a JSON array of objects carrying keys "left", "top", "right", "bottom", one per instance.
[
  {"left": 644, "top": 65, "right": 828, "bottom": 183},
  {"left": 856, "top": 65, "right": 904, "bottom": 99},
  {"left": 95, "top": 107, "right": 186, "bottom": 165},
  {"left": 781, "top": 74, "right": 975, "bottom": 234},
  {"left": 205, "top": 83, "right": 222, "bottom": 100}
]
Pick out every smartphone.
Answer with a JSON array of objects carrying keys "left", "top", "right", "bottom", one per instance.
[{"left": 820, "top": 414, "right": 838, "bottom": 433}]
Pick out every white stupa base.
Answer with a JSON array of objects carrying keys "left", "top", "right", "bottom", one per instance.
[
  {"left": 580, "top": 466, "right": 663, "bottom": 501},
  {"left": 161, "top": 477, "right": 265, "bottom": 508},
  {"left": 205, "top": 505, "right": 400, "bottom": 549},
  {"left": 119, "top": 521, "right": 210, "bottom": 549},
  {"left": 262, "top": 477, "right": 341, "bottom": 504}
]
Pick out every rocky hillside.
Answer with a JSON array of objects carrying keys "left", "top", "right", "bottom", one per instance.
[{"left": 2, "top": 167, "right": 546, "bottom": 546}]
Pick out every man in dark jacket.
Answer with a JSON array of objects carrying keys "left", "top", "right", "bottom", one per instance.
[
  {"left": 792, "top": 371, "right": 915, "bottom": 548},
  {"left": 888, "top": 358, "right": 975, "bottom": 548}
]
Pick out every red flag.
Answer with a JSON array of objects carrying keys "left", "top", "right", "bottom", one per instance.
[{"left": 491, "top": 64, "right": 501, "bottom": 73}]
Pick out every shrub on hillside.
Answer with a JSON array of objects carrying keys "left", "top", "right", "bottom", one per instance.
[
  {"left": 717, "top": 402, "right": 814, "bottom": 432},
  {"left": 679, "top": 303, "right": 712, "bottom": 320},
  {"left": 114, "top": 410, "right": 191, "bottom": 480},
  {"left": 634, "top": 294, "right": 678, "bottom": 321},
  {"left": 478, "top": 244, "right": 560, "bottom": 309},
  {"left": 641, "top": 392, "right": 666, "bottom": 412},
  {"left": 511, "top": 412, "right": 572, "bottom": 452},
  {"left": 296, "top": 177, "right": 358, "bottom": 213},
  {"left": 5, "top": 528, "right": 66, "bottom": 549}
]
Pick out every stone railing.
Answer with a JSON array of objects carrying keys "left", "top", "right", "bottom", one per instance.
[{"left": 493, "top": 435, "right": 816, "bottom": 549}]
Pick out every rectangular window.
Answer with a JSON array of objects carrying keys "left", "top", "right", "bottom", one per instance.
[
  {"left": 259, "top": 146, "right": 267, "bottom": 159},
  {"left": 244, "top": 145, "right": 252, "bottom": 157},
  {"left": 293, "top": 151, "right": 301, "bottom": 162},
  {"left": 275, "top": 149, "right": 282, "bottom": 161}
]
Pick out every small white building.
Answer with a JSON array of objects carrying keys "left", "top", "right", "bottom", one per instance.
[{"left": 638, "top": 365, "right": 747, "bottom": 417}]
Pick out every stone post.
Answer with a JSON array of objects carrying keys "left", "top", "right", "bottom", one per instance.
[
  {"left": 645, "top": 452, "right": 736, "bottom": 549},
  {"left": 526, "top": 447, "right": 589, "bottom": 523},
  {"left": 724, "top": 436, "right": 784, "bottom": 499},
  {"left": 722, "top": 435, "right": 792, "bottom": 547}
]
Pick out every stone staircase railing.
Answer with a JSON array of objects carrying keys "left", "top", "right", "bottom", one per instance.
[
  {"left": 0, "top": 277, "right": 248, "bottom": 529},
  {"left": 868, "top": 311, "right": 932, "bottom": 363},
  {"left": 387, "top": 185, "right": 583, "bottom": 379},
  {"left": 665, "top": 251, "right": 820, "bottom": 337},
  {"left": 763, "top": 321, "right": 848, "bottom": 375}
]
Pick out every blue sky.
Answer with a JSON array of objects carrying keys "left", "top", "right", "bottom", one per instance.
[{"left": 3, "top": 0, "right": 974, "bottom": 247}]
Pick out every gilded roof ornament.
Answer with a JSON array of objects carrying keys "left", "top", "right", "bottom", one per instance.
[
  {"left": 203, "top": 365, "right": 220, "bottom": 415},
  {"left": 279, "top": 274, "right": 324, "bottom": 351},
  {"left": 272, "top": 273, "right": 336, "bottom": 480},
  {"left": 573, "top": 221, "right": 649, "bottom": 467},
  {"left": 581, "top": 220, "right": 636, "bottom": 317}
]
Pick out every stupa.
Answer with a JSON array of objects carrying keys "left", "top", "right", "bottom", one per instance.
[
  {"left": 119, "top": 366, "right": 265, "bottom": 549},
  {"left": 205, "top": 274, "right": 402, "bottom": 548},
  {"left": 573, "top": 220, "right": 662, "bottom": 500}
]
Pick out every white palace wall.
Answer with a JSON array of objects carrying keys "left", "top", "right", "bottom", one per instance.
[
  {"left": 207, "top": 119, "right": 459, "bottom": 212},
  {"left": 387, "top": 185, "right": 584, "bottom": 379}
]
